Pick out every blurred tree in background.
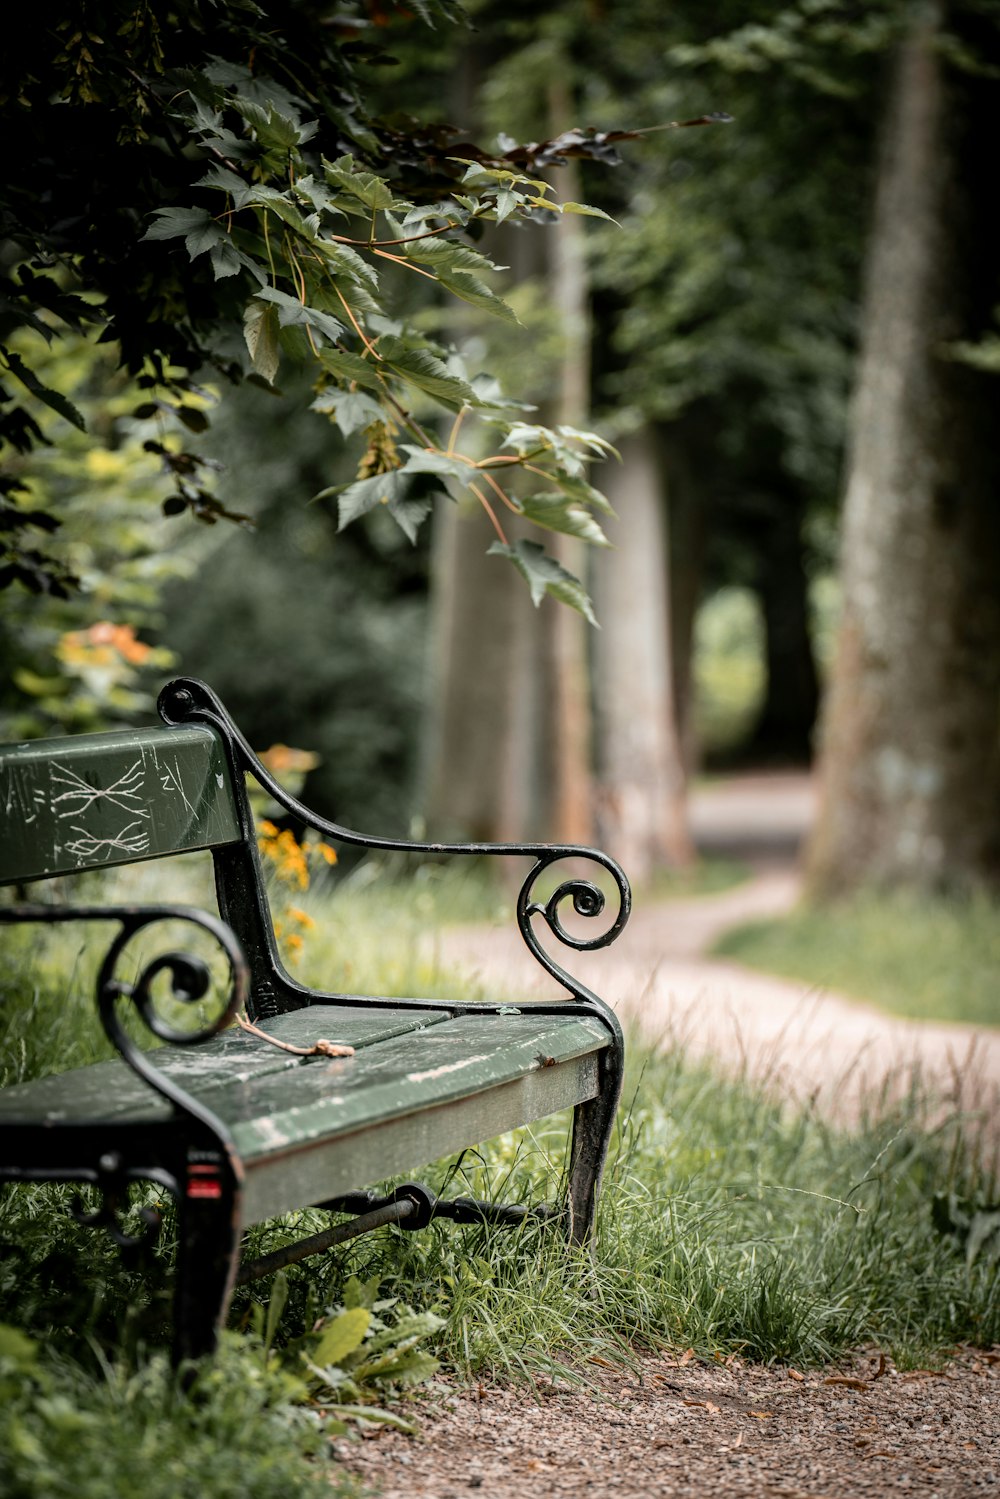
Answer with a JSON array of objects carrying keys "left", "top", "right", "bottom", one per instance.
[
  {"left": 808, "top": 4, "right": 1000, "bottom": 894},
  {"left": 1, "top": 0, "right": 621, "bottom": 609},
  {"left": 2, "top": 0, "right": 997, "bottom": 893}
]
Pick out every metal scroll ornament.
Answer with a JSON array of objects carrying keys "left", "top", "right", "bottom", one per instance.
[
  {"left": 516, "top": 856, "right": 629, "bottom": 1002},
  {"left": 94, "top": 905, "right": 249, "bottom": 1125},
  {"left": 158, "top": 677, "right": 632, "bottom": 1002}
]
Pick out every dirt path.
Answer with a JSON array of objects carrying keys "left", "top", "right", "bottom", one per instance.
[
  {"left": 343, "top": 776, "right": 999, "bottom": 1497},
  {"left": 438, "top": 772, "right": 1000, "bottom": 1125},
  {"left": 340, "top": 1347, "right": 1000, "bottom": 1499}
]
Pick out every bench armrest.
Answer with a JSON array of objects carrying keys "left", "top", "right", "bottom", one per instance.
[
  {"left": 160, "top": 678, "right": 631, "bottom": 1003},
  {"left": 0, "top": 903, "right": 248, "bottom": 1129}
]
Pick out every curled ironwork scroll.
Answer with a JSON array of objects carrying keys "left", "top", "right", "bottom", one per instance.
[
  {"left": 157, "top": 677, "right": 632, "bottom": 1002},
  {"left": 94, "top": 906, "right": 249, "bottom": 1127},
  {"left": 0, "top": 903, "right": 248, "bottom": 1126},
  {"left": 515, "top": 853, "right": 630, "bottom": 1002}
]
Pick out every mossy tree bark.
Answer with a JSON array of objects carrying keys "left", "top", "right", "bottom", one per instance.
[{"left": 808, "top": 10, "right": 1000, "bottom": 894}]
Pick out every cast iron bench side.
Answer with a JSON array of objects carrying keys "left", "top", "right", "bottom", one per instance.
[{"left": 0, "top": 676, "right": 631, "bottom": 1364}]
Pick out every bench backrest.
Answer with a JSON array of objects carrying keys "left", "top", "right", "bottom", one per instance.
[{"left": 0, "top": 725, "right": 242, "bottom": 884}]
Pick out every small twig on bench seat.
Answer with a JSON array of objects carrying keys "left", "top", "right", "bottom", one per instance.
[{"left": 235, "top": 1012, "right": 355, "bottom": 1058}]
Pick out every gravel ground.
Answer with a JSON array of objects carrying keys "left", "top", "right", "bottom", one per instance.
[
  {"left": 337, "top": 1347, "right": 1000, "bottom": 1498},
  {"left": 342, "top": 777, "right": 999, "bottom": 1496}
]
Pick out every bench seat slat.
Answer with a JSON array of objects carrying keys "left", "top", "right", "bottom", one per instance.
[
  {"left": 0, "top": 1005, "right": 452, "bottom": 1125},
  {"left": 0, "top": 726, "right": 240, "bottom": 882},
  {"left": 220, "top": 1012, "right": 608, "bottom": 1158},
  {"left": 1, "top": 1009, "right": 609, "bottom": 1224},
  {"left": 222, "top": 1011, "right": 610, "bottom": 1223}
]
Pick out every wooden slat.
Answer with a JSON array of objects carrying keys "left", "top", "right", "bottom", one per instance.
[
  {"left": 0, "top": 1005, "right": 453, "bottom": 1125},
  {"left": 222, "top": 1011, "right": 610, "bottom": 1219},
  {"left": 0, "top": 1005, "right": 611, "bottom": 1225},
  {"left": 0, "top": 725, "right": 241, "bottom": 882},
  {"left": 219, "top": 1013, "right": 608, "bottom": 1157},
  {"left": 240, "top": 1051, "right": 600, "bottom": 1224}
]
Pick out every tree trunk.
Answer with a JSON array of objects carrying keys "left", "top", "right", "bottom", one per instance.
[
  {"left": 539, "top": 78, "right": 595, "bottom": 845},
  {"left": 593, "top": 429, "right": 694, "bottom": 879},
  {"left": 747, "top": 482, "right": 819, "bottom": 765},
  {"left": 808, "top": 13, "right": 1000, "bottom": 894},
  {"left": 423, "top": 500, "right": 543, "bottom": 841},
  {"left": 422, "top": 48, "right": 549, "bottom": 844},
  {"left": 659, "top": 416, "right": 711, "bottom": 774}
]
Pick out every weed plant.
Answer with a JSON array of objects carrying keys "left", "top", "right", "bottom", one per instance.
[
  {"left": 1, "top": 870, "right": 998, "bottom": 1496},
  {"left": 715, "top": 886, "right": 1000, "bottom": 1028}
]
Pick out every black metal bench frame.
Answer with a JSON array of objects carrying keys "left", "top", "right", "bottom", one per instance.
[{"left": 0, "top": 677, "right": 630, "bottom": 1365}]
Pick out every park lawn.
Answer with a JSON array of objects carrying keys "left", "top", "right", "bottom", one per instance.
[
  {"left": 714, "top": 887, "right": 1000, "bottom": 1029},
  {"left": 2, "top": 869, "right": 998, "bottom": 1496}
]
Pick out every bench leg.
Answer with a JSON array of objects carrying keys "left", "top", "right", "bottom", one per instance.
[
  {"left": 172, "top": 1149, "right": 242, "bottom": 1369},
  {"left": 567, "top": 1041, "right": 624, "bottom": 1242}
]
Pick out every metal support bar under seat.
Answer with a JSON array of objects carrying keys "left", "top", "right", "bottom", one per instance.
[{"left": 236, "top": 1182, "right": 564, "bottom": 1284}]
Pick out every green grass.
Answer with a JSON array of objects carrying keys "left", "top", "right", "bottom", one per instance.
[
  {"left": 0, "top": 1328, "right": 355, "bottom": 1499},
  {"left": 2, "top": 874, "right": 999, "bottom": 1495},
  {"left": 714, "top": 887, "right": 1000, "bottom": 1028}
]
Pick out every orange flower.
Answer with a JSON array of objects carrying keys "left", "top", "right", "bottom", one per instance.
[{"left": 258, "top": 743, "right": 320, "bottom": 775}]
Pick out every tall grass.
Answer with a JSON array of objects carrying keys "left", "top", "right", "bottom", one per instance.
[
  {"left": 1, "top": 864, "right": 998, "bottom": 1495},
  {"left": 306, "top": 1039, "right": 998, "bottom": 1376},
  {"left": 715, "top": 886, "right": 1000, "bottom": 1028}
]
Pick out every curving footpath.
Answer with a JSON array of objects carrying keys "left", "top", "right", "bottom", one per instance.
[{"left": 439, "top": 772, "right": 999, "bottom": 1131}]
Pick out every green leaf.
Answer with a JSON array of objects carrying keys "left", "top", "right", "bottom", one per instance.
[
  {"left": 142, "top": 206, "right": 215, "bottom": 243},
  {"left": 175, "top": 404, "right": 210, "bottom": 434},
  {"left": 399, "top": 445, "right": 472, "bottom": 483},
  {"left": 360, "top": 1310, "right": 446, "bottom": 1354},
  {"left": 312, "top": 1307, "right": 371, "bottom": 1368},
  {"left": 322, "top": 1403, "right": 419, "bottom": 1433},
  {"left": 184, "top": 221, "right": 230, "bottom": 260},
  {"left": 264, "top": 1269, "right": 288, "bottom": 1354},
  {"left": 516, "top": 493, "right": 610, "bottom": 546},
  {"left": 558, "top": 201, "right": 619, "bottom": 222},
  {"left": 488, "top": 539, "right": 598, "bottom": 624},
  {"left": 495, "top": 186, "right": 520, "bottom": 223},
  {"left": 342, "top": 1275, "right": 381, "bottom": 1312},
  {"left": 337, "top": 469, "right": 411, "bottom": 529},
  {"left": 317, "top": 348, "right": 385, "bottom": 394},
  {"left": 388, "top": 494, "right": 435, "bottom": 543},
  {"left": 243, "top": 300, "right": 281, "bottom": 384},
  {"left": 469, "top": 372, "right": 529, "bottom": 412},
  {"left": 254, "top": 286, "right": 345, "bottom": 343},
  {"left": 0, "top": 1324, "right": 39, "bottom": 1366},
  {"left": 438, "top": 270, "right": 519, "bottom": 325},
  {"left": 209, "top": 240, "right": 244, "bottom": 280},
  {"left": 378, "top": 1348, "right": 440, "bottom": 1388},
  {"left": 545, "top": 470, "right": 616, "bottom": 515},
  {"left": 195, "top": 164, "right": 253, "bottom": 208},
  {"left": 311, "top": 388, "right": 384, "bottom": 436},
  {"left": 293, "top": 174, "right": 345, "bottom": 220},
  {"left": 247, "top": 192, "right": 314, "bottom": 239},
  {"left": 378, "top": 340, "right": 479, "bottom": 410},
  {"left": 318, "top": 242, "right": 380, "bottom": 293},
  {"left": 232, "top": 97, "right": 307, "bottom": 151},
  {"left": 402, "top": 238, "right": 502, "bottom": 276},
  {"left": 3, "top": 351, "right": 86, "bottom": 431},
  {"left": 322, "top": 155, "right": 396, "bottom": 212},
  {"left": 557, "top": 423, "right": 618, "bottom": 457}
]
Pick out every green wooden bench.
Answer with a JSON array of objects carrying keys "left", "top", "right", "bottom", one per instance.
[{"left": 0, "top": 677, "right": 630, "bottom": 1364}]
